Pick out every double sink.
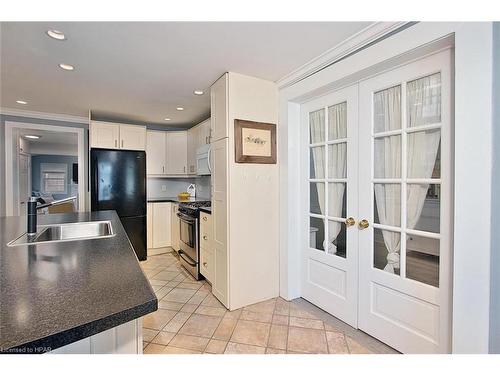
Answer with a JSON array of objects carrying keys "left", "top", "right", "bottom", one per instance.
[{"left": 7, "top": 221, "right": 115, "bottom": 247}]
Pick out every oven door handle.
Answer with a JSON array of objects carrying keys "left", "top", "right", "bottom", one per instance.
[
  {"left": 178, "top": 250, "right": 197, "bottom": 267},
  {"left": 177, "top": 212, "right": 196, "bottom": 223}
]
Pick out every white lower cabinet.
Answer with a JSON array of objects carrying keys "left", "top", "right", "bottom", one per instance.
[
  {"left": 50, "top": 318, "right": 142, "bottom": 354},
  {"left": 199, "top": 211, "right": 213, "bottom": 283},
  {"left": 147, "top": 202, "right": 172, "bottom": 249},
  {"left": 171, "top": 203, "right": 180, "bottom": 252}
]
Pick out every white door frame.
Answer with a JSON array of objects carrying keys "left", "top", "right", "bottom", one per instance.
[
  {"left": 279, "top": 22, "right": 495, "bottom": 353},
  {"left": 4, "top": 121, "right": 86, "bottom": 215}
]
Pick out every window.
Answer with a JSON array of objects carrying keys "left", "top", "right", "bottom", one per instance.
[{"left": 41, "top": 163, "right": 68, "bottom": 194}]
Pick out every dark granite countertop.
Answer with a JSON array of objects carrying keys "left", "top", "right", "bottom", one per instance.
[
  {"left": 0, "top": 210, "right": 157, "bottom": 353},
  {"left": 147, "top": 196, "right": 211, "bottom": 204},
  {"left": 199, "top": 207, "right": 212, "bottom": 214}
]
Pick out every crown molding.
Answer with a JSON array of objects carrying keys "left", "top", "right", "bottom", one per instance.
[
  {"left": 0, "top": 107, "right": 89, "bottom": 124},
  {"left": 276, "top": 22, "right": 415, "bottom": 89}
]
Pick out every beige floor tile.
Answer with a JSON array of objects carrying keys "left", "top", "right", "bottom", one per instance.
[
  {"left": 180, "top": 304, "right": 199, "bottom": 313},
  {"left": 163, "top": 288, "right": 197, "bottom": 303},
  {"left": 268, "top": 324, "right": 288, "bottom": 350},
  {"left": 205, "top": 339, "right": 228, "bottom": 354},
  {"left": 187, "top": 292, "right": 208, "bottom": 305},
  {"left": 143, "top": 309, "right": 177, "bottom": 330},
  {"left": 200, "top": 283, "right": 212, "bottom": 292},
  {"left": 201, "top": 294, "right": 225, "bottom": 308},
  {"left": 143, "top": 328, "right": 160, "bottom": 342},
  {"left": 195, "top": 305, "right": 227, "bottom": 317},
  {"left": 239, "top": 310, "right": 273, "bottom": 323},
  {"left": 289, "top": 316, "right": 324, "bottom": 330},
  {"left": 230, "top": 320, "right": 270, "bottom": 347},
  {"left": 224, "top": 342, "right": 266, "bottom": 354},
  {"left": 154, "top": 270, "right": 181, "bottom": 281},
  {"left": 212, "top": 317, "right": 238, "bottom": 340},
  {"left": 158, "top": 300, "right": 184, "bottom": 311},
  {"left": 143, "top": 343, "right": 167, "bottom": 354},
  {"left": 151, "top": 331, "right": 176, "bottom": 346},
  {"left": 289, "top": 304, "right": 320, "bottom": 319},
  {"left": 274, "top": 298, "right": 290, "bottom": 316},
  {"left": 326, "top": 331, "right": 349, "bottom": 354},
  {"left": 243, "top": 299, "right": 276, "bottom": 314},
  {"left": 345, "top": 336, "right": 373, "bottom": 354},
  {"left": 272, "top": 314, "right": 289, "bottom": 326},
  {"left": 166, "top": 280, "right": 182, "bottom": 288},
  {"left": 324, "top": 322, "right": 342, "bottom": 332},
  {"left": 163, "top": 346, "right": 201, "bottom": 354},
  {"left": 266, "top": 348, "right": 286, "bottom": 354},
  {"left": 177, "top": 282, "right": 203, "bottom": 290},
  {"left": 179, "top": 313, "right": 222, "bottom": 338},
  {"left": 287, "top": 326, "right": 328, "bottom": 354},
  {"left": 169, "top": 334, "right": 210, "bottom": 352},
  {"left": 155, "top": 286, "right": 173, "bottom": 300},
  {"left": 162, "top": 311, "right": 192, "bottom": 333},
  {"left": 143, "top": 341, "right": 149, "bottom": 350},
  {"left": 224, "top": 309, "right": 242, "bottom": 320}
]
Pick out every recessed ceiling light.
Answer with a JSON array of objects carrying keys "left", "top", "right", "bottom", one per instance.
[
  {"left": 164, "top": 118, "right": 171, "bottom": 121},
  {"left": 16, "top": 100, "right": 28, "bottom": 105},
  {"left": 47, "top": 30, "right": 66, "bottom": 40},
  {"left": 193, "top": 90, "right": 204, "bottom": 95},
  {"left": 59, "top": 63, "right": 74, "bottom": 71},
  {"left": 176, "top": 107, "right": 184, "bottom": 111},
  {"left": 24, "top": 135, "right": 41, "bottom": 139}
]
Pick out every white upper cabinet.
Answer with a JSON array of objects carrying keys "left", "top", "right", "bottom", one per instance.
[
  {"left": 210, "top": 73, "right": 228, "bottom": 141},
  {"left": 90, "top": 122, "right": 120, "bottom": 149},
  {"left": 119, "top": 124, "right": 146, "bottom": 151},
  {"left": 90, "top": 121, "right": 146, "bottom": 151},
  {"left": 198, "top": 118, "right": 211, "bottom": 145},
  {"left": 146, "top": 131, "right": 166, "bottom": 175},
  {"left": 166, "top": 131, "right": 188, "bottom": 175},
  {"left": 187, "top": 126, "right": 198, "bottom": 174}
]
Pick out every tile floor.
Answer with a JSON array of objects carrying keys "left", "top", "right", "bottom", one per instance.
[{"left": 141, "top": 249, "right": 398, "bottom": 354}]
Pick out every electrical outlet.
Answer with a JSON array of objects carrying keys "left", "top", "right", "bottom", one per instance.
[{"left": 161, "top": 185, "right": 167, "bottom": 192}]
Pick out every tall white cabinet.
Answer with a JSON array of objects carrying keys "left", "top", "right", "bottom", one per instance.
[{"left": 210, "top": 72, "right": 279, "bottom": 310}]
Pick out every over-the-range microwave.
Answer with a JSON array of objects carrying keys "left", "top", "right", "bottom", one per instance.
[{"left": 196, "top": 144, "right": 211, "bottom": 175}]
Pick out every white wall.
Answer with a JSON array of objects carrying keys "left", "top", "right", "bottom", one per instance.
[{"left": 278, "top": 22, "right": 496, "bottom": 353}]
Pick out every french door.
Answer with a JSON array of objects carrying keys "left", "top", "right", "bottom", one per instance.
[{"left": 301, "top": 49, "right": 452, "bottom": 353}]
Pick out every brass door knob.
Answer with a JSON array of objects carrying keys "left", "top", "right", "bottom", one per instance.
[
  {"left": 345, "top": 217, "right": 356, "bottom": 227},
  {"left": 358, "top": 219, "right": 369, "bottom": 229}
]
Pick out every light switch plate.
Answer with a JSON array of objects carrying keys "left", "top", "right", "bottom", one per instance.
[{"left": 161, "top": 185, "right": 167, "bottom": 192}]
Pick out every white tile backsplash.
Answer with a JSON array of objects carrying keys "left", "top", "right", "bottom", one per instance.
[{"left": 147, "top": 176, "right": 211, "bottom": 199}]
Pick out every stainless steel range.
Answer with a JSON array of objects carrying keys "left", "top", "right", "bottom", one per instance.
[{"left": 177, "top": 200, "right": 211, "bottom": 280}]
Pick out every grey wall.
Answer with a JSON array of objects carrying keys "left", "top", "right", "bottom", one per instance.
[
  {"left": 490, "top": 21, "right": 500, "bottom": 354},
  {"left": 0, "top": 114, "right": 88, "bottom": 216},
  {"left": 31, "top": 155, "right": 78, "bottom": 200},
  {"left": 147, "top": 176, "right": 211, "bottom": 200}
]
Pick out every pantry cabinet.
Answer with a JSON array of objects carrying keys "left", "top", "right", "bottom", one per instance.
[
  {"left": 210, "top": 73, "right": 228, "bottom": 142},
  {"left": 90, "top": 121, "right": 146, "bottom": 151}
]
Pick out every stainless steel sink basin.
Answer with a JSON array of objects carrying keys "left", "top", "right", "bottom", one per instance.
[{"left": 7, "top": 221, "right": 115, "bottom": 247}]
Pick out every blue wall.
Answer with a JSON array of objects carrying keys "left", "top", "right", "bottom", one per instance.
[{"left": 31, "top": 155, "right": 78, "bottom": 200}]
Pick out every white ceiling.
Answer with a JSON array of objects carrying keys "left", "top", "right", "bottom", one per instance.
[
  {"left": 1, "top": 22, "right": 371, "bottom": 128},
  {"left": 19, "top": 129, "right": 78, "bottom": 145}
]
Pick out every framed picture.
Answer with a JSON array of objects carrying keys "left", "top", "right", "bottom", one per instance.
[{"left": 234, "top": 119, "right": 277, "bottom": 164}]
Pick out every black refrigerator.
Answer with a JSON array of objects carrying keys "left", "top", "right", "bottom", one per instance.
[{"left": 91, "top": 148, "right": 147, "bottom": 261}]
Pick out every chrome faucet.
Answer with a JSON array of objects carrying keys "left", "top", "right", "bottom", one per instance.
[{"left": 27, "top": 196, "right": 77, "bottom": 236}]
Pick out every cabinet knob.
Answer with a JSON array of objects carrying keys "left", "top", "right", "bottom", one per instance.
[
  {"left": 203, "top": 217, "right": 207, "bottom": 221},
  {"left": 203, "top": 235, "right": 208, "bottom": 240},
  {"left": 203, "top": 262, "right": 207, "bottom": 267}
]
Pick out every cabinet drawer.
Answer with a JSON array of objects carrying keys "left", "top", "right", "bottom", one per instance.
[
  {"left": 200, "top": 247, "right": 213, "bottom": 282},
  {"left": 200, "top": 212, "right": 212, "bottom": 246}
]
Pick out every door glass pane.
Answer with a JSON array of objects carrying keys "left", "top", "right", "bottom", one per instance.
[
  {"left": 328, "top": 143, "right": 347, "bottom": 178},
  {"left": 406, "top": 234, "right": 439, "bottom": 287},
  {"left": 374, "top": 135, "right": 401, "bottom": 178},
  {"left": 328, "top": 220, "right": 346, "bottom": 258},
  {"left": 310, "top": 217, "right": 325, "bottom": 251},
  {"left": 309, "top": 108, "right": 325, "bottom": 143},
  {"left": 328, "top": 183, "right": 346, "bottom": 219},
  {"left": 374, "top": 85, "right": 401, "bottom": 134},
  {"left": 310, "top": 182, "right": 324, "bottom": 215},
  {"left": 374, "top": 228, "right": 401, "bottom": 275},
  {"left": 407, "top": 184, "right": 440, "bottom": 233},
  {"left": 374, "top": 184, "right": 401, "bottom": 227},
  {"left": 407, "top": 73, "right": 441, "bottom": 127},
  {"left": 328, "top": 102, "right": 347, "bottom": 140},
  {"left": 407, "top": 129, "right": 441, "bottom": 178},
  {"left": 310, "top": 146, "right": 325, "bottom": 179}
]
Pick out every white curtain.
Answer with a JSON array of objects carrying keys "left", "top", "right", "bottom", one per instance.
[
  {"left": 373, "top": 86, "right": 402, "bottom": 273},
  {"left": 326, "top": 103, "right": 347, "bottom": 254},
  {"left": 310, "top": 109, "right": 326, "bottom": 224},
  {"left": 406, "top": 74, "right": 441, "bottom": 230}
]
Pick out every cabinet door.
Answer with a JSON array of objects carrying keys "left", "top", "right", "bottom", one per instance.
[
  {"left": 146, "top": 131, "right": 166, "bottom": 175},
  {"left": 165, "top": 131, "right": 187, "bottom": 175},
  {"left": 120, "top": 124, "right": 146, "bottom": 151},
  {"left": 199, "top": 118, "right": 211, "bottom": 145},
  {"left": 211, "top": 138, "right": 228, "bottom": 306},
  {"left": 210, "top": 74, "right": 228, "bottom": 142},
  {"left": 187, "top": 127, "right": 197, "bottom": 174},
  {"left": 171, "top": 203, "right": 180, "bottom": 252},
  {"left": 152, "top": 202, "right": 172, "bottom": 248},
  {"left": 147, "top": 203, "right": 153, "bottom": 249},
  {"left": 90, "top": 122, "right": 119, "bottom": 149}
]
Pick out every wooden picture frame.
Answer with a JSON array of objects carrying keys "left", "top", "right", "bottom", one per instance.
[{"left": 234, "top": 119, "right": 277, "bottom": 164}]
